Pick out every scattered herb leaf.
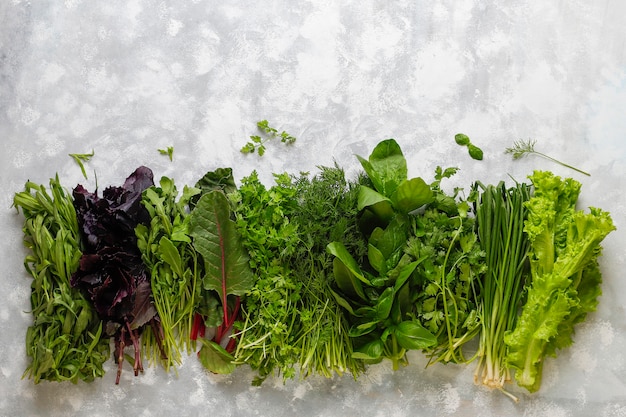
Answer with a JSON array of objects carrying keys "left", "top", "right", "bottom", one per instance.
[
  {"left": 505, "top": 139, "right": 590, "bottom": 176},
  {"left": 240, "top": 120, "right": 297, "bottom": 156},
  {"left": 158, "top": 146, "right": 174, "bottom": 161},
  {"left": 69, "top": 150, "right": 94, "bottom": 180}
]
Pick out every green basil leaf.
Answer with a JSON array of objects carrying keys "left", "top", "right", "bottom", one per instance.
[
  {"left": 357, "top": 139, "right": 407, "bottom": 197},
  {"left": 352, "top": 339, "right": 385, "bottom": 360},
  {"left": 394, "top": 320, "right": 437, "bottom": 350},
  {"left": 391, "top": 177, "right": 434, "bottom": 214}
]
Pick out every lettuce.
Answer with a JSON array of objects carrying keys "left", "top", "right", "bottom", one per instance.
[{"left": 504, "top": 171, "right": 615, "bottom": 392}]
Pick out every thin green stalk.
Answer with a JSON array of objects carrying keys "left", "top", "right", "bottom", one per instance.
[{"left": 473, "top": 181, "right": 531, "bottom": 401}]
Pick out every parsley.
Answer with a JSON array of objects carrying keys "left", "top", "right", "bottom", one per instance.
[{"left": 240, "top": 120, "right": 297, "bottom": 156}]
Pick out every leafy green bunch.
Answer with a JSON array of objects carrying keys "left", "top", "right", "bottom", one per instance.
[
  {"left": 327, "top": 139, "right": 484, "bottom": 369},
  {"left": 13, "top": 176, "right": 110, "bottom": 383}
]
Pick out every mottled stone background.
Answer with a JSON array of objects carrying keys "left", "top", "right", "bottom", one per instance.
[{"left": 1, "top": 1, "right": 625, "bottom": 416}]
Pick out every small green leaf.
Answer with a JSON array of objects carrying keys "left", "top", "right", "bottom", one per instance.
[
  {"left": 158, "top": 237, "right": 184, "bottom": 278},
  {"left": 240, "top": 143, "right": 255, "bottom": 154},
  {"left": 468, "top": 144, "right": 484, "bottom": 160},
  {"left": 327, "top": 242, "right": 371, "bottom": 285},
  {"left": 357, "top": 139, "right": 407, "bottom": 197},
  {"left": 348, "top": 321, "right": 378, "bottom": 337},
  {"left": 394, "top": 320, "right": 437, "bottom": 350},
  {"left": 352, "top": 339, "right": 384, "bottom": 360},
  {"left": 391, "top": 177, "right": 434, "bottom": 214},
  {"left": 357, "top": 185, "right": 392, "bottom": 211},
  {"left": 158, "top": 146, "right": 174, "bottom": 161},
  {"left": 197, "top": 340, "right": 236, "bottom": 374},
  {"left": 454, "top": 133, "right": 471, "bottom": 146},
  {"left": 332, "top": 257, "right": 367, "bottom": 301},
  {"left": 373, "top": 287, "right": 395, "bottom": 321},
  {"left": 69, "top": 150, "right": 94, "bottom": 180},
  {"left": 368, "top": 243, "right": 386, "bottom": 275}
]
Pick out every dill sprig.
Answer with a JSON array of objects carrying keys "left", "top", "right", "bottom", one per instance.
[{"left": 505, "top": 139, "right": 590, "bottom": 176}]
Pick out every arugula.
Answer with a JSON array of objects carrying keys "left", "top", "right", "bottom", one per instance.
[
  {"left": 504, "top": 171, "right": 615, "bottom": 392},
  {"left": 135, "top": 176, "right": 202, "bottom": 370}
]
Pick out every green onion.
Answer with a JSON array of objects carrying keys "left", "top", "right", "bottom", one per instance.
[{"left": 473, "top": 181, "right": 531, "bottom": 402}]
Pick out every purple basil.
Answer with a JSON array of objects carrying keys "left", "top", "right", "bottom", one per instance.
[{"left": 70, "top": 166, "right": 165, "bottom": 384}]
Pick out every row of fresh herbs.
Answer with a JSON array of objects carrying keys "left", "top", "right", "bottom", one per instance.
[{"left": 13, "top": 126, "right": 614, "bottom": 402}]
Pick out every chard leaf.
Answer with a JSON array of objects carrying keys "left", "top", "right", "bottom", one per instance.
[
  {"left": 357, "top": 139, "right": 407, "bottom": 197},
  {"left": 189, "top": 191, "right": 254, "bottom": 302},
  {"left": 194, "top": 168, "right": 237, "bottom": 203},
  {"left": 197, "top": 339, "right": 236, "bottom": 374},
  {"left": 391, "top": 177, "right": 434, "bottom": 214}
]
